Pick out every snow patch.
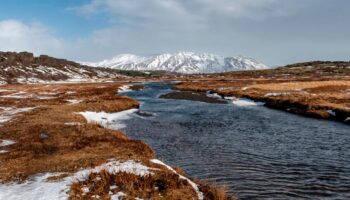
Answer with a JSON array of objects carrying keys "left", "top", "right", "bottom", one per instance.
[
  {"left": 326, "top": 110, "right": 336, "bottom": 117},
  {"left": 231, "top": 98, "right": 265, "bottom": 107},
  {"left": 91, "top": 195, "right": 100, "bottom": 199},
  {"left": 118, "top": 85, "right": 132, "bottom": 93},
  {"left": 66, "top": 99, "right": 83, "bottom": 104},
  {"left": 0, "top": 89, "right": 14, "bottom": 93},
  {"left": 0, "top": 173, "right": 70, "bottom": 200},
  {"left": 0, "top": 91, "right": 31, "bottom": 98},
  {"left": 264, "top": 92, "right": 290, "bottom": 97},
  {"left": 111, "top": 191, "right": 126, "bottom": 200},
  {"left": 0, "top": 107, "right": 35, "bottom": 124},
  {"left": 64, "top": 122, "right": 83, "bottom": 126},
  {"left": 0, "top": 150, "right": 8, "bottom": 154},
  {"left": 110, "top": 185, "right": 118, "bottom": 190},
  {"left": 206, "top": 91, "right": 222, "bottom": 99},
  {"left": 224, "top": 96, "right": 237, "bottom": 100},
  {"left": 81, "top": 186, "right": 89, "bottom": 194},
  {"left": 36, "top": 96, "right": 56, "bottom": 100},
  {"left": 0, "top": 139, "right": 16, "bottom": 147},
  {"left": 78, "top": 109, "right": 137, "bottom": 130},
  {"left": 73, "top": 160, "right": 154, "bottom": 182},
  {"left": 0, "top": 160, "right": 153, "bottom": 200},
  {"left": 39, "top": 92, "right": 57, "bottom": 95}
]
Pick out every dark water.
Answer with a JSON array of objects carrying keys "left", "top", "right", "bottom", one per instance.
[{"left": 120, "top": 83, "right": 350, "bottom": 199}]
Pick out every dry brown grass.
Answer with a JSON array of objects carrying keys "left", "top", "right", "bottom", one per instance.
[
  {"left": 69, "top": 164, "right": 234, "bottom": 200},
  {"left": 0, "top": 82, "right": 150, "bottom": 182},
  {"left": 197, "top": 181, "right": 236, "bottom": 200},
  {"left": 70, "top": 170, "right": 197, "bottom": 200},
  {"left": 247, "top": 80, "right": 350, "bottom": 91}
]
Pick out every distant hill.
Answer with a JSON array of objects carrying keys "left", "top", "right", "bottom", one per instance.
[
  {"left": 0, "top": 52, "right": 126, "bottom": 84},
  {"left": 219, "top": 60, "right": 350, "bottom": 78}
]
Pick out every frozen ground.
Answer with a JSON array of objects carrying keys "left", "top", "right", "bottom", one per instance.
[
  {"left": 0, "top": 160, "right": 154, "bottom": 200},
  {"left": 78, "top": 108, "right": 138, "bottom": 129},
  {"left": 0, "top": 107, "right": 35, "bottom": 124},
  {"left": 230, "top": 98, "right": 265, "bottom": 107}
]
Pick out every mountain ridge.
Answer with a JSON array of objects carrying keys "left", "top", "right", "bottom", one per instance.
[{"left": 82, "top": 52, "right": 269, "bottom": 74}]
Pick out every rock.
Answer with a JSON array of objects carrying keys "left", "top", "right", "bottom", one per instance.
[
  {"left": 136, "top": 111, "right": 154, "bottom": 117},
  {"left": 40, "top": 132, "right": 49, "bottom": 140}
]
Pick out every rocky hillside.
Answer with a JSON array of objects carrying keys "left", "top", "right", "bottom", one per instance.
[
  {"left": 0, "top": 52, "right": 123, "bottom": 84},
  {"left": 83, "top": 52, "right": 269, "bottom": 74}
]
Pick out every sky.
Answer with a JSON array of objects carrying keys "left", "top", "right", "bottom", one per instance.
[{"left": 0, "top": 0, "right": 349, "bottom": 66}]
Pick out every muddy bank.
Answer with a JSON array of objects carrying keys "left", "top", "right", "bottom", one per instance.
[{"left": 160, "top": 91, "right": 228, "bottom": 104}]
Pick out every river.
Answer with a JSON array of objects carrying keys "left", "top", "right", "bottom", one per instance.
[{"left": 119, "top": 82, "right": 350, "bottom": 199}]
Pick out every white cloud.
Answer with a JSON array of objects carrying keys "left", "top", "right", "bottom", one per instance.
[{"left": 0, "top": 20, "right": 64, "bottom": 56}]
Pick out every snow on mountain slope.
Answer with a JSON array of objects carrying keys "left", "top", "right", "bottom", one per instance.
[
  {"left": 87, "top": 54, "right": 147, "bottom": 68},
  {"left": 83, "top": 52, "right": 269, "bottom": 74},
  {"left": 224, "top": 56, "right": 268, "bottom": 71}
]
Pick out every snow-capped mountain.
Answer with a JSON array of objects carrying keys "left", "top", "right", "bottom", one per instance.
[{"left": 82, "top": 52, "right": 268, "bottom": 74}]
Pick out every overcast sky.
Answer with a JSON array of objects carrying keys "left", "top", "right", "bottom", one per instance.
[{"left": 0, "top": 0, "right": 349, "bottom": 66}]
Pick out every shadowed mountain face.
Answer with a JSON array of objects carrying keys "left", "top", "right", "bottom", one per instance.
[
  {"left": 0, "top": 52, "right": 122, "bottom": 84},
  {"left": 82, "top": 52, "right": 269, "bottom": 74}
]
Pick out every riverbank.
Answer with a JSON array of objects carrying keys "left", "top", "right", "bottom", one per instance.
[
  {"left": 175, "top": 62, "right": 350, "bottom": 125},
  {"left": 0, "top": 82, "right": 232, "bottom": 200}
]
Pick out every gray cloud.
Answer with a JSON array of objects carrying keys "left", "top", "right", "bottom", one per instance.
[{"left": 0, "top": 20, "right": 65, "bottom": 57}]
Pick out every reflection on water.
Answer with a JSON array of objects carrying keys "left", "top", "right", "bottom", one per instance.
[{"left": 119, "top": 83, "right": 350, "bottom": 199}]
